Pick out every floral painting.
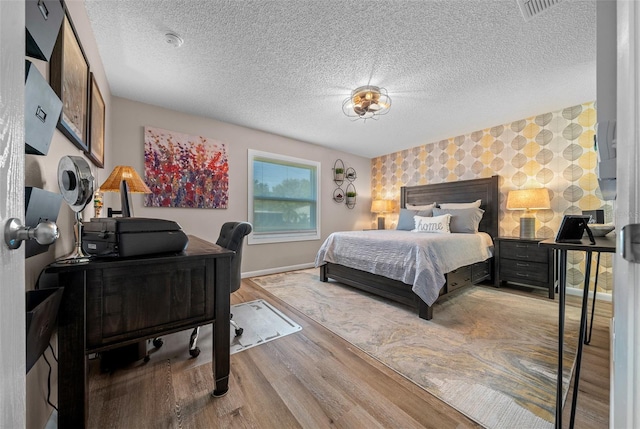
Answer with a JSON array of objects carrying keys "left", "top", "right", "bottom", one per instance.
[{"left": 144, "top": 126, "right": 228, "bottom": 208}]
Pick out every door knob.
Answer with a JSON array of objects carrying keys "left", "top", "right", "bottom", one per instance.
[{"left": 4, "top": 218, "right": 59, "bottom": 250}]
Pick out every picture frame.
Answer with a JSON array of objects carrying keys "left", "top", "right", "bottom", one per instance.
[
  {"left": 87, "top": 73, "right": 105, "bottom": 168},
  {"left": 555, "top": 215, "right": 595, "bottom": 244},
  {"left": 49, "top": 9, "right": 90, "bottom": 152}
]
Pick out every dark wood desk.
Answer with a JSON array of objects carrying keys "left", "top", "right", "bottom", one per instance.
[
  {"left": 539, "top": 235, "right": 616, "bottom": 429},
  {"left": 39, "top": 236, "right": 234, "bottom": 428}
]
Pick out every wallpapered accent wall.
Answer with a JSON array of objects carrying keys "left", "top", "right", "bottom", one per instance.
[{"left": 371, "top": 102, "right": 613, "bottom": 294}]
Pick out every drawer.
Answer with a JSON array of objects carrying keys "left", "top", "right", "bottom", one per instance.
[
  {"left": 471, "top": 260, "right": 491, "bottom": 283},
  {"left": 447, "top": 266, "right": 471, "bottom": 293},
  {"left": 500, "top": 260, "right": 549, "bottom": 284},
  {"left": 500, "top": 241, "right": 548, "bottom": 263},
  {"left": 85, "top": 259, "right": 214, "bottom": 349}
]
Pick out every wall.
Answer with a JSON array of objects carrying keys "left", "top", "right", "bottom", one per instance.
[
  {"left": 372, "top": 102, "right": 614, "bottom": 294},
  {"left": 109, "top": 97, "right": 371, "bottom": 274},
  {"left": 24, "top": 1, "right": 112, "bottom": 428}
]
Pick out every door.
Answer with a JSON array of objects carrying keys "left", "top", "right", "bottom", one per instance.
[
  {"left": 0, "top": 1, "right": 26, "bottom": 427},
  {"left": 612, "top": 1, "right": 640, "bottom": 427}
]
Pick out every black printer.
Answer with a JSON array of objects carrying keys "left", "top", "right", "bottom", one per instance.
[{"left": 82, "top": 217, "right": 189, "bottom": 258}]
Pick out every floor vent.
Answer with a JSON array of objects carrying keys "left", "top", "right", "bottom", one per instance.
[{"left": 516, "top": 0, "right": 562, "bottom": 21}]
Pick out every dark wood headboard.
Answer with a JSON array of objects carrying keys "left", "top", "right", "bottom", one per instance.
[{"left": 400, "top": 175, "right": 499, "bottom": 239}]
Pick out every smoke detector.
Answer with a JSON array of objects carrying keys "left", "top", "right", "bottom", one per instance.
[
  {"left": 164, "top": 32, "right": 184, "bottom": 48},
  {"left": 516, "top": 0, "right": 562, "bottom": 21}
]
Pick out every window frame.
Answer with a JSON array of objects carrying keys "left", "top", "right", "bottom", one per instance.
[{"left": 247, "top": 149, "right": 321, "bottom": 244}]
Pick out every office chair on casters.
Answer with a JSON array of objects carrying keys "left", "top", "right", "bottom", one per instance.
[{"left": 188, "top": 221, "right": 252, "bottom": 358}]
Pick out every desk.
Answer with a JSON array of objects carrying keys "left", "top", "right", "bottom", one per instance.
[
  {"left": 39, "top": 236, "right": 234, "bottom": 428},
  {"left": 539, "top": 236, "right": 616, "bottom": 429}
]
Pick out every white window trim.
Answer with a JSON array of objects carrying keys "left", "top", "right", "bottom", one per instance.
[{"left": 247, "top": 149, "right": 321, "bottom": 245}]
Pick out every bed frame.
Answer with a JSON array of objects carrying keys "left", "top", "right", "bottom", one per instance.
[{"left": 319, "top": 175, "right": 499, "bottom": 320}]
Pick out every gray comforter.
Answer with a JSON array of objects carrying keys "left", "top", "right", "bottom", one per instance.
[{"left": 315, "top": 230, "right": 493, "bottom": 306}]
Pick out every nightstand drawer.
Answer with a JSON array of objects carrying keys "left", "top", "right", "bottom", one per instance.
[
  {"left": 499, "top": 241, "right": 548, "bottom": 263},
  {"left": 500, "top": 260, "right": 549, "bottom": 284}
]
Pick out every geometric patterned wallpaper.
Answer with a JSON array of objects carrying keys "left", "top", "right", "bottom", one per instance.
[{"left": 371, "top": 102, "right": 613, "bottom": 294}]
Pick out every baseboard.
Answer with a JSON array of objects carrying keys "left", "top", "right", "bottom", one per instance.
[
  {"left": 566, "top": 286, "right": 613, "bottom": 302},
  {"left": 242, "top": 262, "right": 316, "bottom": 279}
]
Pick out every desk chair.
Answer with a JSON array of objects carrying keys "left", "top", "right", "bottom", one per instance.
[{"left": 188, "top": 221, "right": 252, "bottom": 357}]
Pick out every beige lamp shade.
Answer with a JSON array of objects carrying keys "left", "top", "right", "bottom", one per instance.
[
  {"left": 371, "top": 199, "right": 394, "bottom": 230},
  {"left": 100, "top": 165, "right": 151, "bottom": 194},
  {"left": 506, "top": 188, "right": 550, "bottom": 239},
  {"left": 371, "top": 199, "right": 394, "bottom": 213},
  {"left": 506, "top": 188, "right": 550, "bottom": 210}
]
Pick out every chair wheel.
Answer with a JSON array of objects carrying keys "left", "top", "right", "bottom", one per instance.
[
  {"left": 235, "top": 328, "right": 244, "bottom": 337},
  {"left": 144, "top": 355, "right": 150, "bottom": 363},
  {"left": 189, "top": 347, "right": 201, "bottom": 358},
  {"left": 153, "top": 338, "right": 163, "bottom": 349}
]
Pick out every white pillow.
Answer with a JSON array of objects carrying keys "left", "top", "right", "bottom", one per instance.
[
  {"left": 439, "top": 199, "right": 481, "bottom": 209},
  {"left": 406, "top": 202, "right": 436, "bottom": 211},
  {"left": 412, "top": 214, "right": 451, "bottom": 234}
]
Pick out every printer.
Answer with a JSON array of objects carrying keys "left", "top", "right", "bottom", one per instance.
[{"left": 82, "top": 217, "right": 189, "bottom": 258}]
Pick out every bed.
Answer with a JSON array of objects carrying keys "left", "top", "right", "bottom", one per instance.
[{"left": 316, "top": 175, "right": 499, "bottom": 320}]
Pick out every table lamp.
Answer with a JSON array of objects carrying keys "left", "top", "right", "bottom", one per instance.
[
  {"left": 371, "top": 199, "right": 394, "bottom": 230},
  {"left": 99, "top": 165, "right": 151, "bottom": 217},
  {"left": 506, "top": 188, "right": 551, "bottom": 238}
]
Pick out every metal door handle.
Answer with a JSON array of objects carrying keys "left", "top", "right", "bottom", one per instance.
[
  {"left": 4, "top": 218, "right": 59, "bottom": 250},
  {"left": 621, "top": 224, "right": 640, "bottom": 263}
]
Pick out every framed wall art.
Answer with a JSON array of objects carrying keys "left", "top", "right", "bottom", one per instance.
[
  {"left": 49, "top": 10, "right": 90, "bottom": 151},
  {"left": 144, "top": 126, "right": 229, "bottom": 209},
  {"left": 87, "top": 73, "right": 105, "bottom": 168}
]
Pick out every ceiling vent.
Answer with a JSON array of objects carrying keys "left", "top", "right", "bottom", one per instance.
[{"left": 516, "top": 0, "right": 562, "bottom": 21}]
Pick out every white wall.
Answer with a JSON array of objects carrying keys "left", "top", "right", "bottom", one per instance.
[{"left": 109, "top": 97, "right": 372, "bottom": 274}]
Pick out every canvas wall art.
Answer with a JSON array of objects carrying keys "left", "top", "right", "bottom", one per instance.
[{"left": 144, "top": 126, "right": 228, "bottom": 209}]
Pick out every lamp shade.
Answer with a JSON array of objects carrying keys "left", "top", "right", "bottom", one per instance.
[
  {"left": 371, "top": 199, "right": 394, "bottom": 213},
  {"left": 99, "top": 165, "right": 151, "bottom": 194},
  {"left": 506, "top": 188, "right": 550, "bottom": 210}
]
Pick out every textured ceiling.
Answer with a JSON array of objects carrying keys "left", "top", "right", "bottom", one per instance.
[{"left": 84, "top": 0, "right": 596, "bottom": 158}]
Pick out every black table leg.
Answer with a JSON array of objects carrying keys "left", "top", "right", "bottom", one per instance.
[
  {"left": 56, "top": 271, "right": 88, "bottom": 428},
  {"left": 556, "top": 249, "right": 566, "bottom": 429},
  {"left": 212, "top": 257, "right": 231, "bottom": 397},
  {"left": 568, "top": 251, "right": 593, "bottom": 429},
  {"left": 585, "top": 252, "right": 601, "bottom": 345}
]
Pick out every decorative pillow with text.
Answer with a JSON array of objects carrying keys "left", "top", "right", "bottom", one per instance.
[
  {"left": 397, "top": 208, "right": 433, "bottom": 230},
  {"left": 413, "top": 214, "right": 451, "bottom": 234}
]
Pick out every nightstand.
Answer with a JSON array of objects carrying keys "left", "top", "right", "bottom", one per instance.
[{"left": 494, "top": 236, "right": 555, "bottom": 299}]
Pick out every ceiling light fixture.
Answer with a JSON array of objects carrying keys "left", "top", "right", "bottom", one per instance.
[{"left": 342, "top": 85, "right": 391, "bottom": 121}]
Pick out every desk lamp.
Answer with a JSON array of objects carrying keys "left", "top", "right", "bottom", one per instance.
[
  {"left": 99, "top": 165, "right": 151, "bottom": 217},
  {"left": 506, "top": 188, "right": 551, "bottom": 238},
  {"left": 371, "top": 199, "right": 394, "bottom": 230}
]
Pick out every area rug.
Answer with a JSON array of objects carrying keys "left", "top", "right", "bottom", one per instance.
[{"left": 249, "top": 269, "right": 581, "bottom": 429}]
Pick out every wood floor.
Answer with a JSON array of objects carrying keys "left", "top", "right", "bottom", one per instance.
[{"left": 87, "top": 278, "right": 611, "bottom": 428}]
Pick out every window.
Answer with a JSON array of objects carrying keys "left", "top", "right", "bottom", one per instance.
[{"left": 248, "top": 149, "right": 320, "bottom": 244}]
